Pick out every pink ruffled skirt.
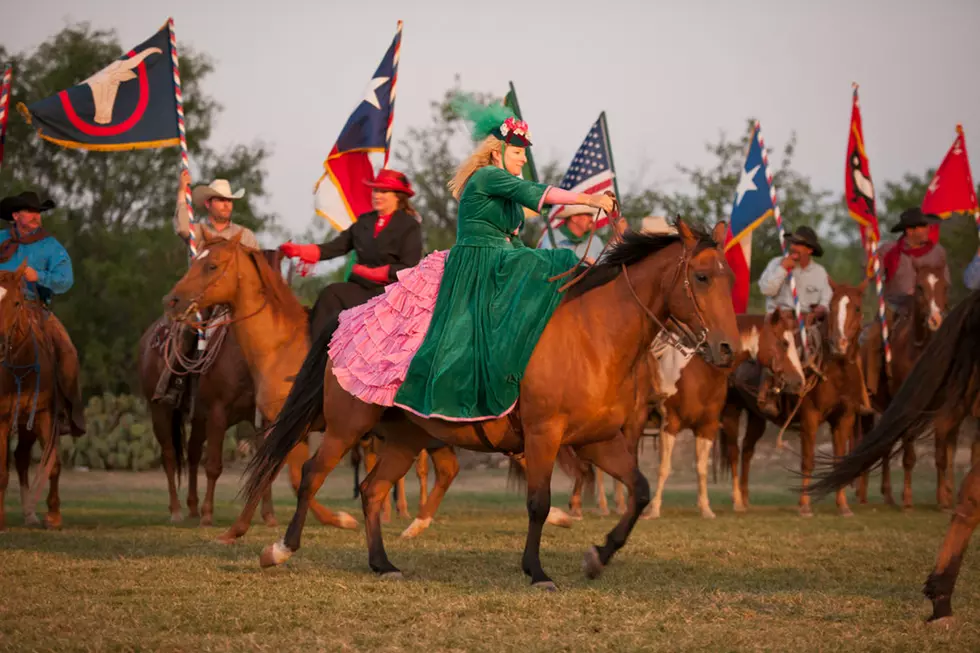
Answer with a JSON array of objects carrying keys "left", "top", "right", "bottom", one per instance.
[{"left": 328, "top": 250, "right": 447, "bottom": 406}]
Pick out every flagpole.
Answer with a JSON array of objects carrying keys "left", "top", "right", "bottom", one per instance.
[
  {"left": 600, "top": 111, "right": 625, "bottom": 234},
  {"left": 507, "top": 80, "right": 556, "bottom": 247},
  {"left": 168, "top": 17, "right": 206, "bottom": 348},
  {"left": 383, "top": 20, "right": 402, "bottom": 169},
  {"left": 756, "top": 121, "right": 808, "bottom": 361},
  {"left": 958, "top": 124, "right": 980, "bottom": 236},
  {"left": 0, "top": 64, "right": 12, "bottom": 170}
]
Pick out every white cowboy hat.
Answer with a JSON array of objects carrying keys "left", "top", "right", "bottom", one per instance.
[
  {"left": 551, "top": 204, "right": 599, "bottom": 221},
  {"left": 640, "top": 215, "right": 678, "bottom": 235},
  {"left": 191, "top": 179, "right": 246, "bottom": 209}
]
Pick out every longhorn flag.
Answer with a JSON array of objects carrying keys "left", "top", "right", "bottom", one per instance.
[
  {"left": 17, "top": 23, "right": 178, "bottom": 151},
  {"left": 724, "top": 123, "right": 775, "bottom": 314},
  {"left": 845, "top": 85, "right": 880, "bottom": 251},
  {"left": 313, "top": 22, "right": 402, "bottom": 233},
  {"left": 922, "top": 125, "right": 978, "bottom": 243}
]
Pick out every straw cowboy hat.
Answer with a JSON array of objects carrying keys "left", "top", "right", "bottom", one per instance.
[
  {"left": 551, "top": 204, "right": 599, "bottom": 222},
  {"left": 191, "top": 179, "right": 246, "bottom": 209}
]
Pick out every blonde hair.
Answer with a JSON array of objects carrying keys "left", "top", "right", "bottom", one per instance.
[{"left": 449, "top": 135, "right": 503, "bottom": 200}]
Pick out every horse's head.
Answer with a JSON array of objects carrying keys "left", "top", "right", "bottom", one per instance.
[
  {"left": 666, "top": 220, "right": 741, "bottom": 367},
  {"left": 913, "top": 263, "right": 947, "bottom": 332},
  {"left": 0, "top": 261, "right": 32, "bottom": 354},
  {"left": 753, "top": 309, "right": 805, "bottom": 394},
  {"left": 828, "top": 277, "right": 868, "bottom": 357},
  {"left": 163, "top": 229, "right": 254, "bottom": 320}
]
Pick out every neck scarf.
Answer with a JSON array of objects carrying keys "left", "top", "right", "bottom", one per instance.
[
  {"left": 558, "top": 222, "right": 587, "bottom": 245},
  {"left": 0, "top": 225, "right": 52, "bottom": 264},
  {"left": 883, "top": 236, "right": 935, "bottom": 280}
]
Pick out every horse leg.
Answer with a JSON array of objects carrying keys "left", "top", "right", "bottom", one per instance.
[
  {"left": 568, "top": 466, "right": 585, "bottom": 519},
  {"left": 416, "top": 449, "right": 429, "bottom": 514},
  {"left": 520, "top": 426, "right": 562, "bottom": 589},
  {"left": 855, "top": 414, "right": 873, "bottom": 504},
  {"left": 831, "top": 413, "right": 855, "bottom": 517},
  {"left": 579, "top": 434, "right": 651, "bottom": 580},
  {"left": 401, "top": 446, "right": 459, "bottom": 539},
  {"left": 259, "top": 405, "right": 379, "bottom": 566},
  {"left": 0, "top": 418, "right": 9, "bottom": 531},
  {"left": 200, "top": 410, "right": 224, "bottom": 527},
  {"left": 720, "top": 403, "right": 744, "bottom": 511},
  {"left": 150, "top": 405, "right": 183, "bottom": 523},
  {"left": 14, "top": 432, "right": 39, "bottom": 526},
  {"left": 923, "top": 460, "right": 980, "bottom": 623},
  {"left": 798, "top": 410, "right": 819, "bottom": 518},
  {"left": 185, "top": 411, "right": 206, "bottom": 521},
  {"left": 881, "top": 452, "right": 896, "bottom": 506},
  {"left": 648, "top": 428, "right": 676, "bottom": 519},
  {"left": 286, "top": 441, "right": 357, "bottom": 530},
  {"left": 363, "top": 438, "right": 392, "bottom": 524},
  {"left": 595, "top": 467, "right": 610, "bottom": 516},
  {"left": 695, "top": 426, "right": 717, "bottom": 519},
  {"left": 739, "top": 413, "right": 767, "bottom": 511},
  {"left": 902, "top": 437, "right": 917, "bottom": 511},
  {"left": 935, "top": 417, "right": 962, "bottom": 512},
  {"left": 395, "top": 475, "right": 409, "bottom": 519},
  {"left": 32, "top": 413, "right": 61, "bottom": 530},
  {"left": 614, "top": 478, "right": 627, "bottom": 515}
]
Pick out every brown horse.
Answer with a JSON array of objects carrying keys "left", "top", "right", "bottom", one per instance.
[
  {"left": 0, "top": 263, "right": 63, "bottom": 530},
  {"left": 809, "top": 289, "right": 980, "bottom": 622},
  {"left": 857, "top": 263, "right": 951, "bottom": 509},
  {"left": 721, "top": 279, "right": 868, "bottom": 516},
  {"left": 168, "top": 221, "right": 740, "bottom": 588}
]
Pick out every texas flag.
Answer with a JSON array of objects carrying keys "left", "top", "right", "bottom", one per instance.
[
  {"left": 313, "top": 23, "right": 401, "bottom": 232},
  {"left": 724, "top": 123, "right": 775, "bottom": 314},
  {"left": 922, "top": 125, "right": 978, "bottom": 244}
]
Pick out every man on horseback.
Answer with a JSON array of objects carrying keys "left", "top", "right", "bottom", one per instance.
[
  {"left": 863, "top": 207, "right": 950, "bottom": 396},
  {"left": 0, "top": 191, "right": 86, "bottom": 436},
  {"left": 755, "top": 226, "right": 831, "bottom": 417},
  {"left": 536, "top": 205, "right": 625, "bottom": 263},
  {"left": 154, "top": 171, "right": 259, "bottom": 405}
]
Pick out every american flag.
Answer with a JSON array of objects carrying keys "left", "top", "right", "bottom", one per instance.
[{"left": 548, "top": 114, "right": 616, "bottom": 229}]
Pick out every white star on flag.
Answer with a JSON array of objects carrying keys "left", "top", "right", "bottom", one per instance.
[
  {"left": 735, "top": 164, "right": 761, "bottom": 206},
  {"left": 363, "top": 76, "right": 389, "bottom": 110},
  {"left": 928, "top": 176, "right": 940, "bottom": 195}
]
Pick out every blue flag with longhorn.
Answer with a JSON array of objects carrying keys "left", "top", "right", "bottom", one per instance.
[
  {"left": 17, "top": 22, "right": 179, "bottom": 151},
  {"left": 724, "top": 123, "right": 775, "bottom": 313}
]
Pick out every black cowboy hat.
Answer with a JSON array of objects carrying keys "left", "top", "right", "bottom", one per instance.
[
  {"left": 0, "top": 191, "right": 56, "bottom": 222},
  {"left": 785, "top": 225, "right": 823, "bottom": 257},
  {"left": 890, "top": 206, "right": 940, "bottom": 233}
]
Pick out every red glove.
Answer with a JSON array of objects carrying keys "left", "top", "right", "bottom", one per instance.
[
  {"left": 279, "top": 242, "right": 321, "bottom": 264},
  {"left": 352, "top": 264, "right": 391, "bottom": 284}
]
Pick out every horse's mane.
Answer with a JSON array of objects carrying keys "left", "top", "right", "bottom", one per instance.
[
  {"left": 564, "top": 227, "right": 718, "bottom": 300},
  {"left": 244, "top": 247, "right": 308, "bottom": 325}
]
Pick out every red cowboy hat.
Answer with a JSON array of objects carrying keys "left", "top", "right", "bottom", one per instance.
[{"left": 364, "top": 169, "right": 414, "bottom": 197}]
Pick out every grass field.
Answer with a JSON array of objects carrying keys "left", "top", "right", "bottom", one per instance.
[{"left": 1, "top": 446, "right": 979, "bottom": 652}]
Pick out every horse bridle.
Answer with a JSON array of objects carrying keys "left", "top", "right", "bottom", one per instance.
[{"left": 175, "top": 245, "right": 269, "bottom": 330}]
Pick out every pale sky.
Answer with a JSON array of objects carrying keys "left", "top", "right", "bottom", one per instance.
[{"left": 5, "top": 0, "right": 980, "bottom": 244}]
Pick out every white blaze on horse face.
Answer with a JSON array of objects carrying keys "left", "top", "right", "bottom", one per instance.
[
  {"left": 196, "top": 249, "right": 211, "bottom": 260},
  {"left": 656, "top": 346, "right": 692, "bottom": 398},
  {"left": 836, "top": 296, "right": 850, "bottom": 339},
  {"left": 927, "top": 273, "right": 942, "bottom": 326},
  {"left": 740, "top": 327, "right": 760, "bottom": 360},
  {"left": 0, "top": 286, "right": 6, "bottom": 306},
  {"left": 784, "top": 331, "right": 805, "bottom": 380}
]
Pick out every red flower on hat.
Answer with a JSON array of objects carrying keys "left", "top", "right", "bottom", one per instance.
[{"left": 500, "top": 116, "right": 532, "bottom": 142}]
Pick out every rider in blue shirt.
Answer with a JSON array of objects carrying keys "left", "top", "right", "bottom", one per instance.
[{"left": 0, "top": 191, "right": 85, "bottom": 436}]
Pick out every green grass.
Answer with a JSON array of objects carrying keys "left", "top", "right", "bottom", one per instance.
[{"left": 1, "top": 463, "right": 978, "bottom": 652}]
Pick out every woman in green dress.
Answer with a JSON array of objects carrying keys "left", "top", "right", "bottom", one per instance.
[{"left": 389, "top": 97, "right": 616, "bottom": 420}]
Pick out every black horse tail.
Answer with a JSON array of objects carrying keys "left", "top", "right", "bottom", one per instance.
[
  {"left": 242, "top": 314, "right": 338, "bottom": 504},
  {"left": 809, "top": 290, "right": 980, "bottom": 498},
  {"left": 351, "top": 440, "right": 363, "bottom": 499},
  {"left": 171, "top": 407, "right": 185, "bottom": 482}
]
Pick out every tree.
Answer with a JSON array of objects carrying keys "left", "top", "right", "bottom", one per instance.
[{"left": 0, "top": 24, "right": 276, "bottom": 396}]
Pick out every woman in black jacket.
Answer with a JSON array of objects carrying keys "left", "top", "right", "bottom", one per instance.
[{"left": 280, "top": 168, "right": 423, "bottom": 337}]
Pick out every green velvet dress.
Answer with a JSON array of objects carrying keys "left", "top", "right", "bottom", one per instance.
[{"left": 393, "top": 165, "right": 579, "bottom": 420}]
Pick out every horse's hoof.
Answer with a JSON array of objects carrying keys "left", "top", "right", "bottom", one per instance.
[
  {"left": 700, "top": 509, "right": 717, "bottom": 519},
  {"left": 263, "top": 515, "right": 278, "bottom": 528},
  {"left": 24, "top": 513, "right": 41, "bottom": 527},
  {"left": 927, "top": 615, "right": 956, "bottom": 629},
  {"left": 532, "top": 580, "right": 557, "bottom": 592},
  {"left": 380, "top": 571, "right": 404, "bottom": 581},
  {"left": 214, "top": 531, "right": 239, "bottom": 545},
  {"left": 169, "top": 511, "right": 183, "bottom": 524},
  {"left": 400, "top": 517, "right": 432, "bottom": 539},
  {"left": 546, "top": 507, "right": 573, "bottom": 529},
  {"left": 259, "top": 541, "right": 292, "bottom": 568},
  {"left": 336, "top": 511, "right": 358, "bottom": 530},
  {"left": 798, "top": 507, "right": 814, "bottom": 518},
  {"left": 839, "top": 508, "right": 854, "bottom": 518},
  {"left": 596, "top": 508, "right": 610, "bottom": 517},
  {"left": 583, "top": 546, "right": 604, "bottom": 580},
  {"left": 187, "top": 509, "right": 201, "bottom": 519},
  {"left": 43, "top": 516, "right": 62, "bottom": 530},
  {"left": 199, "top": 515, "right": 214, "bottom": 527}
]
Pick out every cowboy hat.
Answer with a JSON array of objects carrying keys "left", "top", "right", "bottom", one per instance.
[
  {"left": 785, "top": 225, "right": 824, "bottom": 257},
  {"left": 191, "top": 179, "right": 246, "bottom": 209},
  {"left": 364, "top": 169, "right": 415, "bottom": 197},
  {"left": 890, "top": 206, "right": 940, "bottom": 233},
  {"left": 551, "top": 204, "right": 599, "bottom": 222},
  {"left": 0, "top": 191, "right": 56, "bottom": 222}
]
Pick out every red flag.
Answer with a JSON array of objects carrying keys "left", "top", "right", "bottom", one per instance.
[
  {"left": 845, "top": 85, "right": 880, "bottom": 250},
  {"left": 922, "top": 125, "right": 978, "bottom": 243}
]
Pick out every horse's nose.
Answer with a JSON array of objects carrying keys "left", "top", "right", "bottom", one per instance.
[
  {"left": 163, "top": 294, "right": 179, "bottom": 310},
  {"left": 717, "top": 341, "right": 734, "bottom": 365}
]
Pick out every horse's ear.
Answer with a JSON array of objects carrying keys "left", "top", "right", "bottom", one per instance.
[
  {"left": 768, "top": 309, "right": 782, "bottom": 326},
  {"left": 675, "top": 218, "right": 697, "bottom": 247},
  {"left": 200, "top": 225, "right": 219, "bottom": 245},
  {"left": 711, "top": 221, "right": 727, "bottom": 248},
  {"left": 228, "top": 230, "right": 244, "bottom": 247}
]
